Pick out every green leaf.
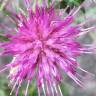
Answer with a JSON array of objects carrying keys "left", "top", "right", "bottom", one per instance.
[
  {"left": 60, "top": 83, "right": 69, "bottom": 96},
  {"left": 59, "top": 0, "right": 85, "bottom": 8},
  {"left": 59, "top": 0, "right": 85, "bottom": 14},
  {"left": 29, "top": 81, "right": 38, "bottom": 96},
  {"left": 68, "top": 0, "right": 85, "bottom": 6},
  {"left": 60, "top": 0, "right": 67, "bottom": 9},
  {"left": 0, "top": 35, "right": 9, "bottom": 42},
  {"left": 0, "top": 90, "right": 6, "bottom": 96}
]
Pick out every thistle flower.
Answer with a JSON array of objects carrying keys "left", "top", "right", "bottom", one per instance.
[{"left": 0, "top": 0, "right": 95, "bottom": 96}]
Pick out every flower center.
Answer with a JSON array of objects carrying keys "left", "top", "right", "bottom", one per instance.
[{"left": 35, "top": 40, "right": 44, "bottom": 49}]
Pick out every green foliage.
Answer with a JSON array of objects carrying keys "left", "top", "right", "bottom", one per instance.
[
  {"left": 68, "top": 0, "right": 85, "bottom": 6},
  {"left": 0, "top": 35, "right": 9, "bottom": 42},
  {"left": 60, "top": 0, "right": 85, "bottom": 9},
  {"left": 0, "top": 90, "right": 6, "bottom": 96},
  {"left": 48, "top": 0, "right": 84, "bottom": 8},
  {"left": 60, "top": 83, "right": 69, "bottom": 96}
]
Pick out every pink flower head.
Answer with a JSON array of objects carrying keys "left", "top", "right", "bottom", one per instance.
[{"left": 0, "top": 0, "right": 95, "bottom": 96}]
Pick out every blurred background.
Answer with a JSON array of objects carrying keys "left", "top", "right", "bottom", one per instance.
[{"left": 0, "top": 0, "right": 96, "bottom": 96}]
